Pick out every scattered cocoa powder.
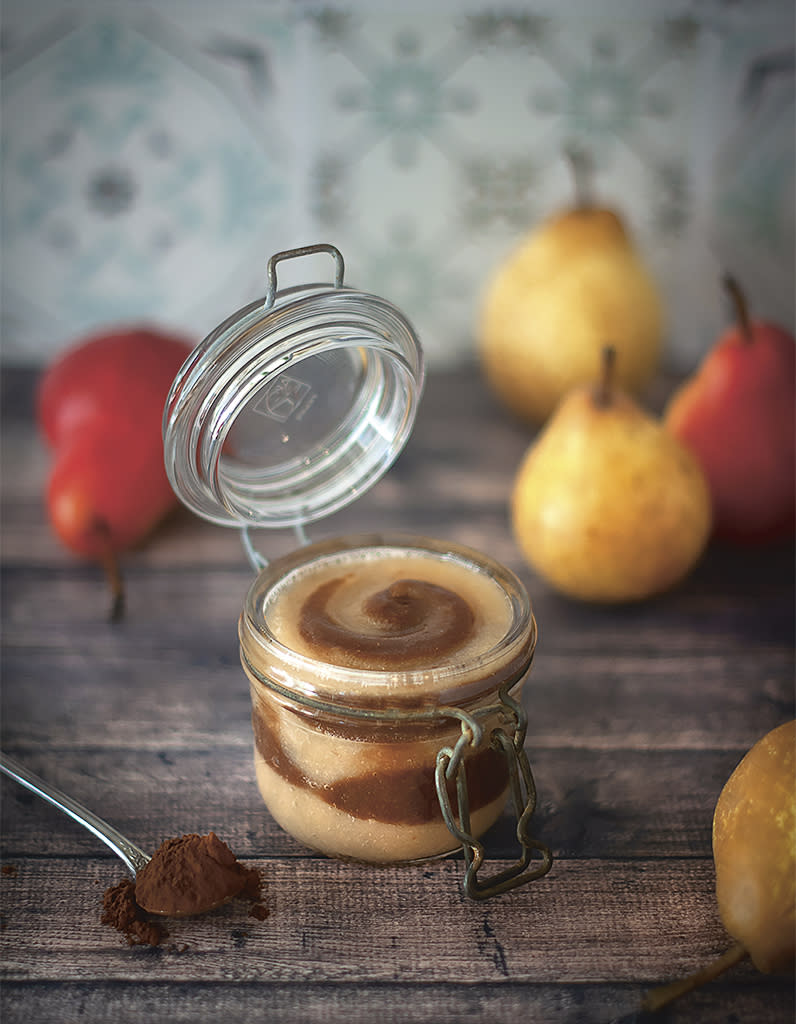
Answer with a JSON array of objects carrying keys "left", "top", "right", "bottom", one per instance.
[
  {"left": 101, "top": 877, "right": 168, "bottom": 947},
  {"left": 100, "top": 832, "right": 267, "bottom": 947},
  {"left": 248, "top": 901, "right": 270, "bottom": 921}
]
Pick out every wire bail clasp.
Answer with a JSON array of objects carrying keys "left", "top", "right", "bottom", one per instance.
[
  {"left": 236, "top": 244, "right": 346, "bottom": 572},
  {"left": 240, "top": 522, "right": 311, "bottom": 573},
  {"left": 435, "top": 684, "right": 552, "bottom": 900},
  {"left": 263, "top": 243, "right": 345, "bottom": 310}
]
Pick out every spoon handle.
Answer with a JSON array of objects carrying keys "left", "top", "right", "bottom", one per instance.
[{"left": 0, "top": 752, "right": 150, "bottom": 875}]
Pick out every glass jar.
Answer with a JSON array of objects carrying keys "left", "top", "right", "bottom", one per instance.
[{"left": 163, "top": 244, "right": 551, "bottom": 898}]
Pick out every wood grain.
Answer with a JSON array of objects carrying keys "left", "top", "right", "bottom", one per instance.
[
  {"left": 0, "top": 855, "right": 730, "bottom": 981},
  {"left": 1, "top": 366, "right": 793, "bottom": 1024},
  {"left": 2, "top": 981, "right": 792, "bottom": 1024},
  {"left": 0, "top": 745, "right": 757, "bottom": 859}
]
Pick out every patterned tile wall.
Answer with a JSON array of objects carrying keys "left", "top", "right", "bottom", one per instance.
[{"left": 1, "top": 0, "right": 793, "bottom": 371}]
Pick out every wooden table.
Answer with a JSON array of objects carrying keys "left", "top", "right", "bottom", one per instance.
[{"left": 1, "top": 364, "right": 794, "bottom": 1024}]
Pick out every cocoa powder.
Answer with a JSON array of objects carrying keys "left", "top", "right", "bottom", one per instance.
[
  {"left": 101, "top": 832, "right": 266, "bottom": 946},
  {"left": 102, "top": 877, "right": 168, "bottom": 947}
]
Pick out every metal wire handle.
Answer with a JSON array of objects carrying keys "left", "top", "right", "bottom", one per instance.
[
  {"left": 240, "top": 522, "right": 310, "bottom": 572},
  {"left": 244, "top": 646, "right": 550, "bottom": 899},
  {"left": 263, "top": 243, "right": 345, "bottom": 311},
  {"left": 435, "top": 684, "right": 553, "bottom": 900},
  {"left": 242, "top": 242, "right": 347, "bottom": 570}
]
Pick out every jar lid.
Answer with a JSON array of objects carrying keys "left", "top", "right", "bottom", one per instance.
[{"left": 163, "top": 244, "right": 424, "bottom": 531}]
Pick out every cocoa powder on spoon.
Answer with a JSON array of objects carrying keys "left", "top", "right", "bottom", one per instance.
[{"left": 101, "top": 832, "right": 266, "bottom": 946}]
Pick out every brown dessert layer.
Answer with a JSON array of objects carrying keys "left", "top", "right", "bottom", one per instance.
[
  {"left": 251, "top": 703, "right": 508, "bottom": 826},
  {"left": 299, "top": 575, "right": 475, "bottom": 669}
]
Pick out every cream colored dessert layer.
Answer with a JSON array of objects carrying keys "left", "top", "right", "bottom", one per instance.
[
  {"left": 252, "top": 748, "right": 510, "bottom": 864},
  {"left": 244, "top": 662, "right": 520, "bottom": 861}
]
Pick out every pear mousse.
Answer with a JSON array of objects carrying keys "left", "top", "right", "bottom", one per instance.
[{"left": 239, "top": 535, "right": 535, "bottom": 864}]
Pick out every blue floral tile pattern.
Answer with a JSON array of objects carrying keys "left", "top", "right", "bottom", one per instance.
[
  {"left": 302, "top": 8, "right": 712, "bottom": 364},
  {"left": 1, "top": 7, "right": 296, "bottom": 359},
  {"left": 1, "top": 1, "right": 793, "bottom": 370}
]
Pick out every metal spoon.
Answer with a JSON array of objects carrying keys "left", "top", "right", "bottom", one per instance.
[
  {"left": 0, "top": 752, "right": 150, "bottom": 875},
  {"left": 0, "top": 752, "right": 244, "bottom": 917}
]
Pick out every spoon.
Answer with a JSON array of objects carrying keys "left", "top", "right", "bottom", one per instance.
[
  {"left": 0, "top": 752, "right": 247, "bottom": 917},
  {"left": 0, "top": 752, "right": 150, "bottom": 875}
]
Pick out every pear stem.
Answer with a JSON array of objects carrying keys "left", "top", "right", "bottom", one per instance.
[
  {"left": 722, "top": 274, "right": 753, "bottom": 343},
  {"left": 96, "top": 520, "right": 125, "bottom": 624},
  {"left": 641, "top": 942, "right": 749, "bottom": 1013},
  {"left": 564, "top": 143, "right": 593, "bottom": 208},
  {"left": 595, "top": 345, "right": 617, "bottom": 408}
]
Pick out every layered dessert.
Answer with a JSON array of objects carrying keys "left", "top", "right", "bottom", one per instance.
[{"left": 239, "top": 534, "right": 534, "bottom": 863}]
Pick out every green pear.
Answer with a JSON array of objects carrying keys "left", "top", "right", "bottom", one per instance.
[
  {"left": 512, "top": 348, "right": 711, "bottom": 603},
  {"left": 479, "top": 153, "right": 663, "bottom": 425}
]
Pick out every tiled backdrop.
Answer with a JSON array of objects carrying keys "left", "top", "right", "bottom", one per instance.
[{"left": 2, "top": 0, "right": 794, "bottom": 371}]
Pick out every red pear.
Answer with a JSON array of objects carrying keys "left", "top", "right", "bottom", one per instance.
[
  {"left": 664, "top": 276, "right": 795, "bottom": 544},
  {"left": 37, "top": 326, "right": 194, "bottom": 619}
]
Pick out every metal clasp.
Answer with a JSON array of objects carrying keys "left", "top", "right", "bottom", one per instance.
[
  {"left": 240, "top": 522, "right": 310, "bottom": 572},
  {"left": 263, "top": 243, "right": 345, "bottom": 311},
  {"left": 435, "top": 683, "right": 552, "bottom": 900},
  {"left": 236, "top": 243, "right": 346, "bottom": 570}
]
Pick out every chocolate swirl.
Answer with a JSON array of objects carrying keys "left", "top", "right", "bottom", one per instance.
[{"left": 298, "top": 575, "right": 475, "bottom": 668}]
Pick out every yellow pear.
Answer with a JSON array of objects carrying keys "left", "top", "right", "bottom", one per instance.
[
  {"left": 642, "top": 720, "right": 795, "bottom": 1013},
  {"left": 479, "top": 155, "right": 663, "bottom": 425},
  {"left": 713, "top": 719, "right": 795, "bottom": 975},
  {"left": 512, "top": 348, "right": 711, "bottom": 603}
]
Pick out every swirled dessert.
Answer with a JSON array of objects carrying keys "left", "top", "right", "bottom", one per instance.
[{"left": 240, "top": 535, "right": 534, "bottom": 863}]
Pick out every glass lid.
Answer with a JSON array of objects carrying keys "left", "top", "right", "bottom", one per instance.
[{"left": 162, "top": 244, "right": 424, "bottom": 535}]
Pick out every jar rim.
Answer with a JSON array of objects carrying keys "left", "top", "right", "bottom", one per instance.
[{"left": 238, "top": 532, "right": 536, "bottom": 710}]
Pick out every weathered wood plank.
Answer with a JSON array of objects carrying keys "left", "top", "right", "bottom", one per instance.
[
  {"left": 2, "top": 366, "right": 793, "bottom": 1023},
  {"left": 4, "top": 555, "right": 793, "bottom": 651},
  {"left": 0, "top": 979, "right": 792, "bottom": 1024},
  {"left": 3, "top": 616, "right": 792, "bottom": 752},
  {"left": 0, "top": 856, "right": 734, "bottom": 984},
  {"left": 0, "top": 745, "right": 762, "bottom": 860}
]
